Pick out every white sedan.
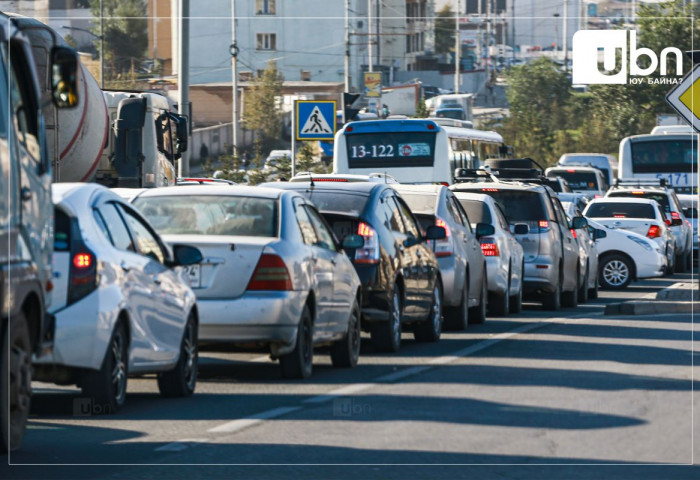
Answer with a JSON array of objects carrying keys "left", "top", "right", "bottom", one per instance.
[
  {"left": 132, "top": 185, "right": 363, "bottom": 379},
  {"left": 587, "top": 219, "right": 666, "bottom": 289},
  {"left": 34, "top": 184, "right": 203, "bottom": 412}
]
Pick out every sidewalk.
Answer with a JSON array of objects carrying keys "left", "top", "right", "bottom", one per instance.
[{"left": 604, "top": 280, "right": 698, "bottom": 315}]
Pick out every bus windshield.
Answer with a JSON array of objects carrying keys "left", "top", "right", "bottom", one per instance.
[
  {"left": 345, "top": 131, "right": 437, "bottom": 169},
  {"left": 630, "top": 139, "right": 697, "bottom": 174}
]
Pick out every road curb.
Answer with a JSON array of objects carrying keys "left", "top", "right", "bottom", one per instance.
[{"left": 604, "top": 300, "right": 695, "bottom": 316}]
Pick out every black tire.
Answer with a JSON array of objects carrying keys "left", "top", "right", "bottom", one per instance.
[
  {"left": 509, "top": 284, "right": 523, "bottom": 314},
  {"left": 675, "top": 253, "right": 686, "bottom": 273},
  {"left": 685, "top": 251, "right": 692, "bottom": 273},
  {"left": 414, "top": 279, "right": 443, "bottom": 342},
  {"left": 588, "top": 277, "right": 599, "bottom": 300},
  {"left": 158, "top": 312, "right": 198, "bottom": 397},
  {"left": 1, "top": 312, "right": 32, "bottom": 452},
  {"left": 82, "top": 322, "right": 128, "bottom": 414},
  {"left": 468, "top": 273, "right": 487, "bottom": 324},
  {"left": 370, "top": 284, "right": 402, "bottom": 353},
  {"left": 578, "top": 269, "right": 589, "bottom": 304},
  {"left": 330, "top": 300, "right": 361, "bottom": 368},
  {"left": 280, "top": 305, "right": 313, "bottom": 379},
  {"left": 444, "top": 277, "right": 468, "bottom": 331},
  {"left": 561, "top": 280, "right": 579, "bottom": 308},
  {"left": 599, "top": 254, "right": 632, "bottom": 290},
  {"left": 542, "top": 276, "right": 561, "bottom": 311},
  {"left": 488, "top": 267, "right": 510, "bottom": 317},
  {"left": 665, "top": 247, "right": 676, "bottom": 276}
]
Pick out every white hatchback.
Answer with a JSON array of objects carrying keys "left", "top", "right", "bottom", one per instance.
[{"left": 34, "top": 184, "right": 203, "bottom": 413}]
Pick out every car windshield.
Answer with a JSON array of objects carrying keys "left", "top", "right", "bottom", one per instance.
[
  {"left": 549, "top": 171, "right": 598, "bottom": 190},
  {"left": 476, "top": 190, "right": 545, "bottom": 222},
  {"left": 296, "top": 191, "right": 369, "bottom": 216},
  {"left": 607, "top": 191, "right": 671, "bottom": 212},
  {"left": 457, "top": 199, "right": 492, "bottom": 225},
  {"left": 133, "top": 195, "right": 278, "bottom": 237},
  {"left": 585, "top": 202, "right": 655, "bottom": 219},
  {"left": 399, "top": 192, "right": 438, "bottom": 214}
]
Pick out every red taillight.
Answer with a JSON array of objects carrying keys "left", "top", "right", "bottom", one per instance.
[
  {"left": 314, "top": 178, "right": 348, "bottom": 182},
  {"left": 671, "top": 211, "right": 681, "bottom": 220},
  {"left": 647, "top": 225, "right": 661, "bottom": 238},
  {"left": 480, "top": 240, "right": 500, "bottom": 256},
  {"left": 427, "top": 124, "right": 435, "bottom": 130},
  {"left": 614, "top": 214, "right": 626, "bottom": 218},
  {"left": 482, "top": 188, "right": 499, "bottom": 192},
  {"left": 665, "top": 218, "right": 672, "bottom": 226},
  {"left": 345, "top": 126, "right": 354, "bottom": 132},
  {"left": 247, "top": 254, "right": 293, "bottom": 291},
  {"left": 566, "top": 169, "right": 576, "bottom": 173},
  {"left": 631, "top": 191, "right": 645, "bottom": 195},
  {"left": 73, "top": 253, "right": 92, "bottom": 269},
  {"left": 434, "top": 217, "right": 453, "bottom": 257},
  {"left": 355, "top": 222, "right": 380, "bottom": 264},
  {"left": 439, "top": 182, "right": 449, "bottom": 187},
  {"left": 570, "top": 228, "right": 577, "bottom": 239}
]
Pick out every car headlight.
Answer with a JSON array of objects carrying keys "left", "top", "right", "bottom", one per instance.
[{"left": 626, "top": 235, "right": 653, "bottom": 251}]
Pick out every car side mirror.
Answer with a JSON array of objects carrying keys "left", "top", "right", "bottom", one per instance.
[
  {"left": 424, "top": 225, "right": 446, "bottom": 240},
  {"left": 51, "top": 46, "right": 79, "bottom": 108},
  {"left": 513, "top": 223, "right": 529, "bottom": 235},
  {"left": 594, "top": 228, "right": 607, "bottom": 240},
  {"left": 342, "top": 233, "right": 364, "bottom": 249},
  {"left": 172, "top": 244, "right": 203, "bottom": 266},
  {"left": 475, "top": 222, "right": 495, "bottom": 238},
  {"left": 571, "top": 216, "right": 588, "bottom": 230}
]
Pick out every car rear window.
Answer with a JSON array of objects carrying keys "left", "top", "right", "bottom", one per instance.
[
  {"left": 607, "top": 191, "right": 670, "bottom": 212},
  {"left": 475, "top": 190, "right": 546, "bottom": 222},
  {"left": 134, "top": 195, "right": 278, "bottom": 237},
  {"left": 549, "top": 171, "right": 599, "bottom": 190},
  {"left": 295, "top": 191, "right": 369, "bottom": 216},
  {"left": 54, "top": 208, "right": 71, "bottom": 252},
  {"left": 585, "top": 202, "right": 655, "bottom": 219},
  {"left": 399, "top": 192, "right": 438, "bottom": 214},
  {"left": 457, "top": 199, "right": 492, "bottom": 225}
]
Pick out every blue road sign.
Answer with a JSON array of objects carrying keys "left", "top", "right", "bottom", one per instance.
[{"left": 296, "top": 100, "right": 337, "bottom": 141}]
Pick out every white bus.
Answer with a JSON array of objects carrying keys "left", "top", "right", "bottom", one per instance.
[
  {"left": 618, "top": 132, "right": 698, "bottom": 194},
  {"left": 332, "top": 119, "right": 507, "bottom": 185}
]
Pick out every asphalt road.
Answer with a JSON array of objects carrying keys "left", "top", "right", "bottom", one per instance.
[{"left": 3, "top": 272, "right": 698, "bottom": 479}]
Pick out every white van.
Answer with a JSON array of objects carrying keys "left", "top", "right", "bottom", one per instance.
[{"left": 558, "top": 153, "right": 618, "bottom": 186}]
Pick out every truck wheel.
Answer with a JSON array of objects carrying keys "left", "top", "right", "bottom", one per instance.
[
  {"left": 81, "top": 322, "right": 128, "bottom": 414},
  {"left": 1, "top": 312, "right": 32, "bottom": 452},
  {"left": 280, "top": 305, "right": 313, "bottom": 379},
  {"left": 158, "top": 312, "right": 198, "bottom": 397},
  {"left": 330, "top": 301, "right": 361, "bottom": 368}
]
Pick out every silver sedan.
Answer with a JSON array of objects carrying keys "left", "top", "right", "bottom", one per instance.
[{"left": 132, "top": 185, "right": 363, "bottom": 379}]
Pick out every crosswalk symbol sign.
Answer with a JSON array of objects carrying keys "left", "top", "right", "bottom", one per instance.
[{"left": 296, "top": 100, "right": 336, "bottom": 141}]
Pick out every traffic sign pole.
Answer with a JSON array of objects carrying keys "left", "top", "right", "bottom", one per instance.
[{"left": 291, "top": 100, "right": 297, "bottom": 178}]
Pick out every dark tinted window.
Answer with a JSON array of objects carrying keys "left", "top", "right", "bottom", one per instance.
[
  {"left": 607, "top": 191, "right": 670, "bottom": 212},
  {"left": 54, "top": 208, "right": 71, "bottom": 252},
  {"left": 457, "top": 199, "right": 492, "bottom": 226},
  {"left": 548, "top": 171, "right": 599, "bottom": 190},
  {"left": 630, "top": 138, "right": 697, "bottom": 173},
  {"left": 585, "top": 202, "right": 655, "bottom": 219},
  {"left": 478, "top": 190, "right": 546, "bottom": 222},
  {"left": 345, "top": 132, "right": 437, "bottom": 168}
]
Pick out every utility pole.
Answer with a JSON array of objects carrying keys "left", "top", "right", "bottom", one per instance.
[
  {"left": 177, "top": 0, "right": 190, "bottom": 177},
  {"left": 454, "top": 0, "right": 460, "bottom": 93},
  {"left": 563, "top": 0, "right": 568, "bottom": 71},
  {"left": 345, "top": 0, "right": 350, "bottom": 91},
  {"left": 367, "top": 0, "right": 373, "bottom": 72},
  {"left": 511, "top": 0, "right": 516, "bottom": 61},
  {"left": 231, "top": 0, "right": 239, "bottom": 157},
  {"left": 376, "top": 0, "right": 380, "bottom": 69},
  {"left": 99, "top": 0, "right": 104, "bottom": 88}
]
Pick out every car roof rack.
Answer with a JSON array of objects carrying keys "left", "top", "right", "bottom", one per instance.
[{"left": 613, "top": 178, "right": 668, "bottom": 188}]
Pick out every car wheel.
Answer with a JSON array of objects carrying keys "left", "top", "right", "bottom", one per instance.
[
  {"left": 444, "top": 276, "right": 468, "bottom": 331},
  {"left": 488, "top": 267, "right": 510, "bottom": 317},
  {"left": 370, "top": 284, "right": 402, "bottom": 353},
  {"left": 468, "top": 273, "right": 487, "bottom": 324},
  {"left": 665, "top": 246, "right": 675, "bottom": 276},
  {"left": 599, "top": 254, "right": 632, "bottom": 290},
  {"left": 675, "top": 252, "right": 686, "bottom": 273},
  {"left": 280, "top": 304, "right": 314, "bottom": 379},
  {"left": 588, "top": 276, "right": 599, "bottom": 299},
  {"left": 330, "top": 300, "right": 361, "bottom": 368},
  {"left": 158, "top": 312, "right": 198, "bottom": 397},
  {"left": 1, "top": 311, "right": 32, "bottom": 452},
  {"left": 542, "top": 271, "right": 561, "bottom": 311},
  {"left": 685, "top": 251, "right": 693, "bottom": 272},
  {"left": 82, "top": 322, "right": 128, "bottom": 414},
  {"left": 414, "top": 279, "right": 443, "bottom": 342},
  {"left": 509, "top": 263, "right": 524, "bottom": 314},
  {"left": 578, "top": 268, "right": 589, "bottom": 304}
]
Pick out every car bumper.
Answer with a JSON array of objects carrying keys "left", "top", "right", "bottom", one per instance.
[
  {"left": 635, "top": 252, "right": 666, "bottom": 279},
  {"left": 197, "top": 291, "right": 306, "bottom": 347},
  {"left": 522, "top": 256, "right": 558, "bottom": 294},
  {"left": 437, "top": 255, "right": 461, "bottom": 307},
  {"left": 486, "top": 257, "right": 508, "bottom": 296}
]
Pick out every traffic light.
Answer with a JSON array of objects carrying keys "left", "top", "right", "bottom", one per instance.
[{"left": 343, "top": 92, "right": 361, "bottom": 123}]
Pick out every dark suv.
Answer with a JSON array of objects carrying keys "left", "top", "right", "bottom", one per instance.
[{"left": 265, "top": 181, "right": 445, "bottom": 352}]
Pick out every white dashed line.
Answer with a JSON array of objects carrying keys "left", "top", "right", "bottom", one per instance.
[{"left": 207, "top": 406, "right": 303, "bottom": 434}]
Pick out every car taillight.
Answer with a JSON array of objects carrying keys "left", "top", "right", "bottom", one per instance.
[
  {"left": 538, "top": 220, "right": 550, "bottom": 232},
  {"left": 355, "top": 222, "right": 380, "bottom": 264},
  {"left": 247, "top": 254, "right": 293, "bottom": 291},
  {"left": 647, "top": 225, "right": 661, "bottom": 238},
  {"left": 480, "top": 238, "right": 500, "bottom": 256},
  {"left": 570, "top": 228, "right": 577, "bottom": 239},
  {"left": 434, "top": 217, "right": 453, "bottom": 257},
  {"left": 665, "top": 218, "right": 672, "bottom": 226},
  {"left": 671, "top": 212, "right": 681, "bottom": 220},
  {"left": 68, "top": 249, "right": 99, "bottom": 306}
]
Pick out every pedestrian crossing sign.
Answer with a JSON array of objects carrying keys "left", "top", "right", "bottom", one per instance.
[{"left": 296, "top": 100, "right": 337, "bottom": 141}]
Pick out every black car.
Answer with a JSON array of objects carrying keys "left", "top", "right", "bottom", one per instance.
[{"left": 263, "top": 181, "right": 445, "bottom": 352}]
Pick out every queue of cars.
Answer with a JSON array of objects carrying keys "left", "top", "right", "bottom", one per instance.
[{"left": 27, "top": 153, "right": 691, "bottom": 423}]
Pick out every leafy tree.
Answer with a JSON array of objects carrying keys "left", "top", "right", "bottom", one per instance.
[
  {"left": 434, "top": 5, "right": 455, "bottom": 55},
  {"left": 90, "top": 0, "right": 148, "bottom": 79},
  {"left": 295, "top": 142, "right": 331, "bottom": 174},
  {"left": 414, "top": 98, "right": 429, "bottom": 118},
  {"left": 242, "top": 61, "right": 285, "bottom": 161}
]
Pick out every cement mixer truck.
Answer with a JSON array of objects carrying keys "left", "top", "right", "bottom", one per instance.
[{"left": 12, "top": 16, "right": 189, "bottom": 188}]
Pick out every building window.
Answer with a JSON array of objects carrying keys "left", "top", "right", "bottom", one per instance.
[
  {"left": 256, "top": 0, "right": 276, "bottom": 15},
  {"left": 256, "top": 33, "right": 277, "bottom": 50}
]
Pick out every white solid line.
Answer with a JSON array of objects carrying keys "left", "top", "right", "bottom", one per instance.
[
  {"left": 302, "top": 383, "right": 376, "bottom": 404},
  {"left": 154, "top": 438, "right": 210, "bottom": 452},
  {"left": 374, "top": 365, "right": 432, "bottom": 383},
  {"left": 207, "top": 406, "right": 303, "bottom": 434}
]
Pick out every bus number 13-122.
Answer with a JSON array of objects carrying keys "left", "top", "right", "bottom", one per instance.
[{"left": 351, "top": 144, "right": 394, "bottom": 158}]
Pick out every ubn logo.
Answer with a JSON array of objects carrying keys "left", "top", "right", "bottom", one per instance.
[{"left": 572, "top": 30, "right": 683, "bottom": 85}]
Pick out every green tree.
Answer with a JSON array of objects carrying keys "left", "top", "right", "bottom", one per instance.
[
  {"left": 90, "top": 0, "right": 148, "bottom": 79},
  {"left": 242, "top": 61, "right": 285, "bottom": 160},
  {"left": 434, "top": 5, "right": 455, "bottom": 55},
  {"left": 414, "top": 98, "right": 429, "bottom": 118},
  {"left": 295, "top": 142, "right": 330, "bottom": 174}
]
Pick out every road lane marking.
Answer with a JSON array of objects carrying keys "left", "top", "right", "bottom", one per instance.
[
  {"left": 207, "top": 406, "right": 303, "bottom": 434},
  {"left": 154, "top": 438, "right": 210, "bottom": 452},
  {"left": 302, "top": 383, "right": 376, "bottom": 404}
]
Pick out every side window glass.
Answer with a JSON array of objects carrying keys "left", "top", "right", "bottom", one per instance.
[
  {"left": 494, "top": 204, "right": 509, "bottom": 231},
  {"left": 118, "top": 205, "right": 166, "bottom": 264},
  {"left": 543, "top": 194, "right": 557, "bottom": 222},
  {"left": 9, "top": 44, "right": 40, "bottom": 162},
  {"left": 445, "top": 196, "right": 463, "bottom": 226},
  {"left": 451, "top": 195, "right": 473, "bottom": 232},
  {"left": 395, "top": 196, "right": 421, "bottom": 238},
  {"left": 97, "top": 204, "right": 135, "bottom": 251},
  {"left": 305, "top": 205, "right": 338, "bottom": 252},
  {"left": 382, "top": 195, "right": 405, "bottom": 234},
  {"left": 93, "top": 209, "right": 113, "bottom": 244},
  {"left": 553, "top": 198, "right": 569, "bottom": 226},
  {"left": 294, "top": 199, "right": 318, "bottom": 246}
]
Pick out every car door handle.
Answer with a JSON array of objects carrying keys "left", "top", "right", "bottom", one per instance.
[
  {"left": 152, "top": 275, "right": 162, "bottom": 285},
  {"left": 20, "top": 187, "right": 31, "bottom": 201},
  {"left": 120, "top": 262, "right": 131, "bottom": 273}
]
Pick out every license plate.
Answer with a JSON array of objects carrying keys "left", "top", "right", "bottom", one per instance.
[{"left": 184, "top": 264, "right": 201, "bottom": 288}]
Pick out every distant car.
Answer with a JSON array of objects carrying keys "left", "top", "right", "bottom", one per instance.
[
  {"left": 34, "top": 184, "right": 203, "bottom": 412},
  {"left": 264, "top": 149, "right": 293, "bottom": 170},
  {"left": 133, "top": 185, "right": 364, "bottom": 379},
  {"left": 545, "top": 166, "right": 609, "bottom": 200},
  {"left": 264, "top": 181, "right": 446, "bottom": 352},
  {"left": 677, "top": 193, "right": 697, "bottom": 260},
  {"left": 558, "top": 153, "right": 618, "bottom": 186},
  {"left": 435, "top": 107, "right": 466, "bottom": 121},
  {"left": 452, "top": 192, "right": 526, "bottom": 315},
  {"left": 583, "top": 197, "right": 676, "bottom": 274},
  {"left": 587, "top": 219, "right": 666, "bottom": 289},
  {"left": 393, "top": 184, "right": 489, "bottom": 328}
]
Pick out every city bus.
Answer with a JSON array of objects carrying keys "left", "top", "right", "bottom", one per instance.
[
  {"left": 618, "top": 131, "right": 698, "bottom": 194},
  {"left": 332, "top": 119, "right": 507, "bottom": 185}
]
